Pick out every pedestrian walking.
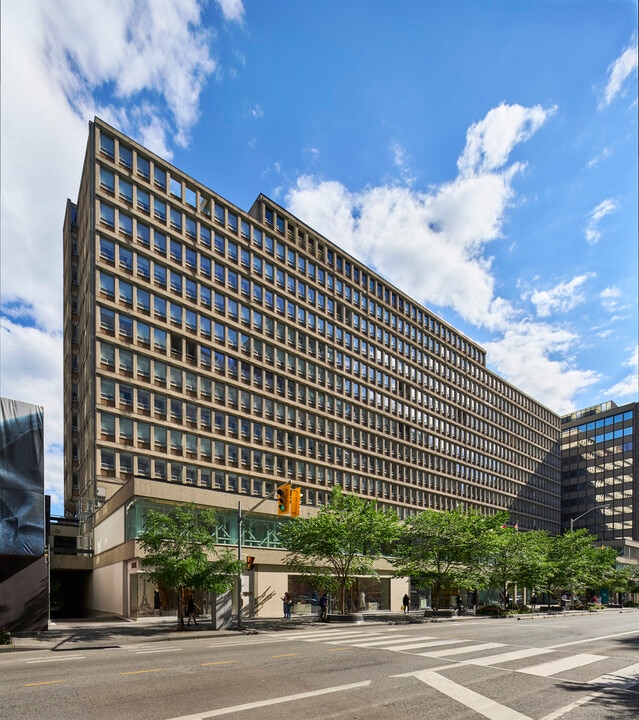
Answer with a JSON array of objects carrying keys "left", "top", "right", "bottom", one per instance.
[
  {"left": 186, "top": 593, "right": 198, "bottom": 626},
  {"left": 402, "top": 594, "right": 410, "bottom": 613},
  {"left": 153, "top": 588, "right": 162, "bottom": 616}
]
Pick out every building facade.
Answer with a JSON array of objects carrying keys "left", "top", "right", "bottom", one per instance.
[
  {"left": 561, "top": 401, "right": 638, "bottom": 542},
  {"left": 63, "top": 118, "right": 562, "bottom": 618}
]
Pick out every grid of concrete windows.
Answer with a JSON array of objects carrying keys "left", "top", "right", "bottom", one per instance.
[{"left": 63, "top": 118, "right": 562, "bottom": 617}]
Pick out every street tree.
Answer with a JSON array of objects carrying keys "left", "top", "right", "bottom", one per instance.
[
  {"left": 482, "top": 528, "right": 550, "bottom": 609},
  {"left": 139, "top": 503, "right": 242, "bottom": 629},
  {"left": 542, "top": 529, "right": 618, "bottom": 604},
  {"left": 393, "top": 507, "right": 508, "bottom": 611},
  {"left": 278, "top": 485, "right": 399, "bottom": 614}
]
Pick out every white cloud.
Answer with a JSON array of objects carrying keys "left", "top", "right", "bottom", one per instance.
[
  {"left": 246, "top": 104, "right": 264, "bottom": 119},
  {"left": 528, "top": 273, "right": 594, "bottom": 318},
  {"left": 288, "top": 103, "right": 555, "bottom": 335},
  {"left": 606, "top": 345, "right": 639, "bottom": 401},
  {"left": 286, "top": 101, "right": 610, "bottom": 412},
  {"left": 39, "top": 0, "right": 220, "bottom": 149},
  {"left": 584, "top": 198, "right": 617, "bottom": 244},
  {"left": 484, "top": 323, "right": 600, "bottom": 415},
  {"left": 586, "top": 146, "right": 610, "bottom": 168},
  {"left": 216, "top": 0, "right": 245, "bottom": 23},
  {"left": 599, "top": 285, "right": 623, "bottom": 313},
  {"left": 391, "top": 142, "right": 416, "bottom": 187},
  {"left": 0, "top": 0, "right": 233, "bottom": 513},
  {"left": 600, "top": 40, "right": 638, "bottom": 109},
  {"left": 457, "top": 102, "right": 556, "bottom": 177},
  {"left": 0, "top": 318, "right": 64, "bottom": 510}
]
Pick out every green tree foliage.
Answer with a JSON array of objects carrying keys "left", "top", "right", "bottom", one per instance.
[
  {"left": 542, "top": 529, "right": 618, "bottom": 602},
  {"left": 278, "top": 486, "right": 399, "bottom": 614},
  {"left": 393, "top": 507, "right": 508, "bottom": 610},
  {"left": 139, "top": 503, "right": 242, "bottom": 629},
  {"left": 482, "top": 528, "right": 550, "bottom": 608}
]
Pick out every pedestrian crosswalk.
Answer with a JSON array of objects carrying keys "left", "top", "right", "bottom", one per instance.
[{"left": 268, "top": 626, "right": 639, "bottom": 685}]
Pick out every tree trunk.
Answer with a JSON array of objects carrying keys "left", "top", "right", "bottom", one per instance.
[{"left": 177, "top": 589, "right": 185, "bottom": 631}]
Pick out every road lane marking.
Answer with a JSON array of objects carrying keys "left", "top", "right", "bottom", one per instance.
[
  {"left": 201, "top": 661, "right": 237, "bottom": 666},
  {"left": 418, "top": 642, "right": 505, "bottom": 658},
  {"left": 26, "top": 656, "right": 86, "bottom": 664},
  {"left": 24, "top": 680, "right": 66, "bottom": 687},
  {"left": 208, "top": 638, "right": 291, "bottom": 648},
  {"left": 163, "top": 680, "right": 372, "bottom": 719},
  {"left": 121, "top": 669, "right": 160, "bottom": 675},
  {"left": 271, "top": 653, "right": 299, "bottom": 658},
  {"left": 539, "top": 691, "right": 604, "bottom": 720},
  {"left": 411, "top": 670, "right": 532, "bottom": 720},
  {"left": 546, "top": 629, "right": 638, "bottom": 649},
  {"left": 329, "top": 647, "right": 353, "bottom": 652},
  {"left": 519, "top": 653, "right": 607, "bottom": 677},
  {"left": 135, "top": 648, "right": 182, "bottom": 654},
  {"left": 339, "top": 635, "right": 413, "bottom": 647},
  {"left": 389, "top": 639, "right": 463, "bottom": 652},
  {"left": 467, "top": 647, "right": 555, "bottom": 666}
]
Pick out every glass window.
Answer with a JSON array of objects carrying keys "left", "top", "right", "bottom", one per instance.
[
  {"left": 100, "top": 342, "right": 115, "bottom": 365},
  {"left": 119, "top": 348, "right": 133, "bottom": 371},
  {"left": 99, "top": 237, "right": 115, "bottom": 262},
  {"left": 170, "top": 206, "right": 182, "bottom": 231},
  {"left": 200, "top": 226, "right": 211, "bottom": 248},
  {"left": 100, "top": 306, "right": 115, "bottom": 332},
  {"left": 119, "top": 179, "right": 133, "bottom": 203},
  {"left": 100, "top": 377, "right": 115, "bottom": 400},
  {"left": 99, "top": 272, "right": 115, "bottom": 296},
  {"left": 154, "top": 165, "right": 166, "bottom": 189},
  {"left": 119, "top": 247, "right": 133, "bottom": 271},
  {"left": 137, "top": 355, "right": 150, "bottom": 377},
  {"left": 137, "top": 155, "right": 150, "bottom": 179},
  {"left": 100, "top": 202, "right": 115, "bottom": 227},
  {"left": 119, "top": 145, "right": 133, "bottom": 168},
  {"left": 117, "top": 280, "right": 133, "bottom": 305},
  {"left": 100, "top": 133, "right": 115, "bottom": 158},
  {"left": 137, "top": 221, "right": 150, "bottom": 246},
  {"left": 99, "top": 167, "right": 114, "bottom": 192},
  {"left": 137, "top": 288, "right": 150, "bottom": 312},
  {"left": 154, "top": 198, "right": 166, "bottom": 222}
]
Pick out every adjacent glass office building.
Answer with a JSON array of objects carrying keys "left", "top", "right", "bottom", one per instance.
[
  {"left": 63, "top": 118, "right": 562, "bottom": 617},
  {"left": 561, "top": 401, "right": 638, "bottom": 542}
]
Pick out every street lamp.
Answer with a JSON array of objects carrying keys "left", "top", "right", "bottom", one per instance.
[{"left": 569, "top": 504, "right": 609, "bottom": 532}]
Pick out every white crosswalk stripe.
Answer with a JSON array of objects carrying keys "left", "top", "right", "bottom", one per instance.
[
  {"left": 518, "top": 653, "right": 608, "bottom": 677},
  {"left": 417, "top": 642, "right": 506, "bottom": 658},
  {"left": 267, "top": 627, "right": 623, "bottom": 684}
]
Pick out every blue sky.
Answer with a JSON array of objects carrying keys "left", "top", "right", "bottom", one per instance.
[{"left": 1, "top": 0, "right": 637, "bottom": 515}]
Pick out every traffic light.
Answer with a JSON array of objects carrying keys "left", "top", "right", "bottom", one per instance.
[
  {"left": 246, "top": 556, "right": 255, "bottom": 571},
  {"left": 277, "top": 484, "right": 291, "bottom": 515},
  {"left": 290, "top": 487, "right": 302, "bottom": 517}
]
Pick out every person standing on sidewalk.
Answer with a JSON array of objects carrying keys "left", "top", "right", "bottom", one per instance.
[
  {"left": 282, "top": 592, "right": 292, "bottom": 619},
  {"left": 319, "top": 593, "right": 328, "bottom": 622},
  {"left": 402, "top": 594, "right": 410, "bottom": 613}
]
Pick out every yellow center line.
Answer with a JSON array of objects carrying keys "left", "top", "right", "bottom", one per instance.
[
  {"left": 24, "top": 680, "right": 66, "bottom": 687},
  {"left": 329, "top": 647, "right": 354, "bottom": 652},
  {"left": 201, "top": 661, "right": 238, "bottom": 666},
  {"left": 121, "top": 669, "right": 160, "bottom": 675},
  {"left": 271, "top": 653, "right": 300, "bottom": 658}
]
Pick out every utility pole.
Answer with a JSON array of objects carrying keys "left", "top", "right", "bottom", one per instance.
[{"left": 236, "top": 485, "right": 285, "bottom": 630}]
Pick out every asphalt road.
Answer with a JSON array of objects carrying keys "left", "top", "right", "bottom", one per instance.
[{"left": 2, "top": 611, "right": 638, "bottom": 720}]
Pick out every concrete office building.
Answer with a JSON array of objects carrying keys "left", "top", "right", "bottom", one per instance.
[{"left": 63, "top": 118, "right": 562, "bottom": 619}]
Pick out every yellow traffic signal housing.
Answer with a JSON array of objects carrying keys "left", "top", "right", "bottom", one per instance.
[
  {"left": 246, "top": 555, "right": 255, "bottom": 571},
  {"left": 290, "top": 487, "right": 302, "bottom": 517},
  {"left": 277, "top": 484, "right": 291, "bottom": 515}
]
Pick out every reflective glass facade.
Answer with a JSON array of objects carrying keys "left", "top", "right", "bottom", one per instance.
[{"left": 561, "top": 401, "right": 638, "bottom": 540}]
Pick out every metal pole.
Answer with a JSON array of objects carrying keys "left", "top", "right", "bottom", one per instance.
[{"left": 237, "top": 501, "right": 243, "bottom": 630}]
